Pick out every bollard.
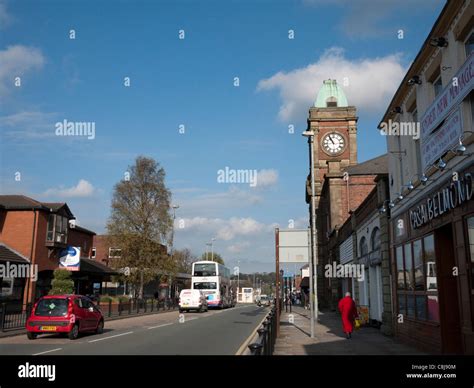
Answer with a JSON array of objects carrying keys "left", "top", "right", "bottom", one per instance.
[
  {"left": 108, "top": 300, "right": 112, "bottom": 317},
  {"left": 118, "top": 300, "right": 122, "bottom": 316},
  {"left": 128, "top": 299, "right": 132, "bottom": 315},
  {"left": 248, "top": 342, "right": 263, "bottom": 356}
]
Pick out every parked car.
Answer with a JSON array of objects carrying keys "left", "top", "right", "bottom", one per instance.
[
  {"left": 26, "top": 295, "right": 104, "bottom": 340},
  {"left": 257, "top": 295, "right": 271, "bottom": 307},
  {"left": 178, "top": 289, "right": 208, "bottom": 313}
]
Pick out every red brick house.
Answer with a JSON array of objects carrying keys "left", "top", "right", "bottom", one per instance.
[{"left": 0, "top": 195, "right": 115, "bottom": 304}]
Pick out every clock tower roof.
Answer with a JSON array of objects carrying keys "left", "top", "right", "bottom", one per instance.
[{"left": 314, "top": 79, "right": 348, "bottom": 108}]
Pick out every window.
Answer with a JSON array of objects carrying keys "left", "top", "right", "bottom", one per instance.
[
  {"left": 395, "top": 234, "right": 439, "bottom": 322},
  {"left": 359, "top": 237, "right": 368, "bottom": 257},
  {"left": 46, "top": 214, "right": 68, "bottom": 244},
  {"left": 467, "top": 217, "right": 474, "bottom": 291},
  {"left": 326, "top": 97, "right": 337, "bottom": 107},
  {"left": 404, "top": 244, "right": 414, "bottom": 291},
  {"left": 465, "top": 31, "right": 474, "bottom": 57},
  {"left": 91, "top": 248, "right": 96, "bottom": 259},
  {"left": 413, "top": 239, "right": 424, "bottom": 290},
  {"left": 396, "top": 246, "right": 405, "bottom": 290},
  {"left": 433, "top": 75, "right": 443, "bottom": 97},
  {"left": 108, "top": 248, "right": 121, "bottom": 259},
  {"left": 371, "top": 228, "right": 381, "bottom": 251}
]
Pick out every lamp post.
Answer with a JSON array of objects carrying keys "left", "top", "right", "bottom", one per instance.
[
  {"left": 211, "top": 238, "right": 216, "bottom": 261},
  {"left": 170, "top": 205, "right": 179, "bottom": 301},
  {"left": 302, "top": 130, "right": 318, "bottom": 338}
]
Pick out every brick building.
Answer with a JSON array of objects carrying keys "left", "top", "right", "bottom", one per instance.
[
  {"left": 304, "top": 79, "right": 389, "bottom": 309},
  {"left": 0, "top": 195, "right": 115, "bottom": 304}
]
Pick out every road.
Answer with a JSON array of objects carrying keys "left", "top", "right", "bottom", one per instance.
[{"left": 0, "top": 304, "right": 268, "bottom": 355}]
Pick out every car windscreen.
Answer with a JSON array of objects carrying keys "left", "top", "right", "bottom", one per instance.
[
  {"left": 193, "top": 282, "right": 217, "bottom": 290},
  {"left": 193, "top": 264, "right": 216, "bottom": 276},
  {"left": 35, "top": 298, "right": 69, "bottom": 317}
]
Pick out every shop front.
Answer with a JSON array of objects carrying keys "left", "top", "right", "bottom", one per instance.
[{"left": 391, "top": 163, "right": 474, "bottom": 354}]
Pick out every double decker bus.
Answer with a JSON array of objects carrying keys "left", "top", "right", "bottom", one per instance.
[{"left": 191, "top": 261, "right": 235, "bottom": 308}]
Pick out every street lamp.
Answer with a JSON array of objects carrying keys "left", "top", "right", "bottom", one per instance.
[
  {"left": 302, "top": 130, "right": 318, "bottom": 338},
  {"left": 210, "top": 238, "right": 216, "bottom": 261},
  {"left": 170, "top": 204, "right": 179, "bottom": 301}
]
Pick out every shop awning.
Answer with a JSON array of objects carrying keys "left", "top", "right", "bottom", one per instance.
[
  {"left": 79, "top": 258, "right": 118, "bottom": 275},
  {"left": 0, "top": 243, "right": 30, "bottom": 264}
]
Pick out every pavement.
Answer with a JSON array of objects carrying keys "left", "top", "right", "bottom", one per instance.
[
  {"left": 274, "top": 305, "right": 426, "bottom": 355},
  {"left": 0, "top": 304, "right": 268, "bottom": 355}
]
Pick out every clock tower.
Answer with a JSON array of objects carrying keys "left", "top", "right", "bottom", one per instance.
[{"left": 308, "top": 79, "right": 358, "bottom": 201}]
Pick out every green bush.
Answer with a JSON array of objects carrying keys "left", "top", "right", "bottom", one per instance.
[
  {"left": 100, "top": 296, "right": 113, "bottom": 303},
  {"left": 49, "top": 269, "right": 74, "bottom": 295},
  {"left": 118, "top": 296, "right": 130, "bottom": 303}
]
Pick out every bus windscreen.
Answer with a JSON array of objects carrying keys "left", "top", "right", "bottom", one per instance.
[
  {"left": 193, "top": 264, "right": 217, "bottom": 276},
  {"left": 193, "top": 282, "right": 217, "bottom": 290}
]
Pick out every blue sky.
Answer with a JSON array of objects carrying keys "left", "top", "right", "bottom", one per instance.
[{"left": 0, "top": 0, "right": 445, "bottom": 272}]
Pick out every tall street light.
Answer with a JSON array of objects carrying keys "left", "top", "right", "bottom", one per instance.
[
  {"left": 302, "top": 130, "right": 318, "bottom": 338},
  {"left": 170, "top": 204, "right": 179, "bottom": 301},
  {"left": 210, "top": 237, "right": 216, "bottom": 261}
]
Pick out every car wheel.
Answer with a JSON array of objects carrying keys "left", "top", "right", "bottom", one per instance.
[
  {"left": 96, "top": 320, "right": 104, "bottom": 334},
  {"left": 68, "top": 323, "right": 80, "bottom": 340},
  {"left": 27, "top": 331, "right": 37, "bottom": 340}
]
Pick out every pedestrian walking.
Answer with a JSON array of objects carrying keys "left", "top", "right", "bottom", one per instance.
[{"left": 338, "top": 292, "right": 358, "bottom": 339}]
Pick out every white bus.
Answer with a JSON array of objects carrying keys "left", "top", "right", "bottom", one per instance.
[
  {"left": 239, "top": 287, "right": 254, "bottom": 303},
  {"left": 191, "top": 261, "right": 235, "bottom": 308}
]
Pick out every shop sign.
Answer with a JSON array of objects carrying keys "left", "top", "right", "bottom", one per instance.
[
  {"left": 421, "top": 108, "right": 462, "bottom": 171},
  {"left": 420, "top": 53, "right": 474, "bottom": 138},
  {"left": 410, "top": 173, "right": 473, "bottom": 229},
  {"left": 59, "top": 246, "right": 81, "bottom": 271}
]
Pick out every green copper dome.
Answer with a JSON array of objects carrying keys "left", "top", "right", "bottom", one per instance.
[{"left": 314, "top": 79, "right": 348, "bottom": 108}]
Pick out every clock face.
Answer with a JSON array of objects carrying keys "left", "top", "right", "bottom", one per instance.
[{"left": 322, "top": 132, "right": 345, "bottom": 155}]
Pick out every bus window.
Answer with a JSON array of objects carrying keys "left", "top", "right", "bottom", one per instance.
[
  {"left": 193, "top": 263, "right": 217, "bottom": 277},
  {"left": 193, "top": 282, "right": 217, "bottom": 290}
]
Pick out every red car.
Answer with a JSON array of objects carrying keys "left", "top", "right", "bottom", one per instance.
[{"left": 26, "top": 295, "right": 104, "bottom": 340}]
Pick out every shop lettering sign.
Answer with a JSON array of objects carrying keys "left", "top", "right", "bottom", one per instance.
[{"left": 410, "top": 173, "right": 473, "bottom": 229}]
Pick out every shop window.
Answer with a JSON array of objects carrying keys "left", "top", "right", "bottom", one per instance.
[
  {"left": 413, "top": 239, "right": 424, "bottom": 290},
  {"left": 396, "top": 246, "right": 405, "bottom": 290},
  {"left": 395, "top": 234, "right": 439, "bottom": 322},
  {"left": 467, "top": 217, "right": 474, "bottom": 291},
  {"left": 416, "top": 295, "right": 427, "bottom": 320},
  {"left": 398, "top": 294, "right": 406, "bottom": 315},
  {"left": 404, "top": 244, "right": 414, "bottom": 290},
  {"left": 424, "top": 235, "right": 437, "bottom": 291},
  {"left": 407, "top": 295, "right": 415, "bottom": 318}
]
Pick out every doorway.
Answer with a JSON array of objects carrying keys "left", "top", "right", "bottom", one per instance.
[{"left": 435, "top": 224, "right": 463, "bottom": 354}]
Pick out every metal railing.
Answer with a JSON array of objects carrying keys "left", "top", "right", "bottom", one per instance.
[
  {"left": 0, "top": 298, "right": 177, "bottom": 332},
  {"left": 247, "top": 306, "right": 277, "bottom": 355}
]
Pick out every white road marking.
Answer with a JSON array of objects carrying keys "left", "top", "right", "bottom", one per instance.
[
  {"left": 33, "top": 348, "right": 62, "bottom": 355},
  {"left": 147, "top": 323, "right": 173, "bottom": 330},
  {"left": 88, "top": 331, "right": 133, "bottom": 343},
  {"left": 185, "top": 317, "right": 199, "bottom": 322}
]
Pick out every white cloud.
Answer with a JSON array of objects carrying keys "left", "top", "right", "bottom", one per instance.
[
  {"left": 257, "top": 47, "right": 406, "bottom": 121},
  {"left": 1, "top": 111, "right": 57, "bottom": 140},
  {"left": 177, "top": 216, "right": 267, "bottom": 241},
  {"left": 0, "top": 45, "right": 45, "bottom": 96},
  {"left": 227, "top": 242, "right": 250, "bottom": 254},
  {"left": 255, "top": 169, "right": 278, "bottom": 189},
  {"left": 43, "top": 179, "right": 96, "bottom": 198}
]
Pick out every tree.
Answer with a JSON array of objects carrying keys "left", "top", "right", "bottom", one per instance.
[
  {"left": 200, "top": 252, "right": 224, "bottom": 264},
  {"left": 173, "top": 248, "right": 197, "bottom": 274},
  {"left": 107, "top": 156, "right": 174, "bottom": 299},
  {"left": 49, "top": 269, "right": 74, "bottom": 295}
]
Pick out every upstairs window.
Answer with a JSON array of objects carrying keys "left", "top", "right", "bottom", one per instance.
[
  {"left": 433, "top": 75, "right": 443, "bottom": 97},
  {"left": 91, "top": 247, "right": 96, "bottom": 259},
  {"left": 46, "top": 214, "right": 68, "bottom": 244},
  {"left": 108, "top": 248, "right": 122, "bottom": 259}
]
